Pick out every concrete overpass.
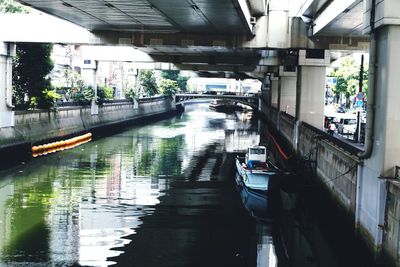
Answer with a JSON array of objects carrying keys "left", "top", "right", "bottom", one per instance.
[{"left": 1, "top": 0, "right": 400, "bottom": 264}]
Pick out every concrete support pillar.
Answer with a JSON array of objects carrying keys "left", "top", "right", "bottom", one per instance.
[
  {"left": 357, "top": 25, "right": 400, "bottom": 255},
  {"left": 291, "top": 49, "right": 329, "bottom": 150},
  {"left": 0, "top": 42, "right": 15, "bottom": 128},
  {"left": 296, "top": 66, "right": 326, "bottom": 128},
  {"left": 260, "top": 75, "right": 271, "bottom": 107},
  {"left": 279, "top": 66, "right": 297, "bottom": 117},
  {"left": 271, "top": 75, "right": 279, "bottom": 109},
  {"left": 82, "top": 59, "right": 98, "bottom": 115}
]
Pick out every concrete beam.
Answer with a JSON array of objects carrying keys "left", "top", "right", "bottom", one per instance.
[
  {"left": 80, "top": 46, "right": 154, "bottom": 62},
  {"left": 313, "top": 0, "right": 361, "bottom": 35},
  {"left": 248, "top": 0, "right": 266, "bottom": 16},
  {"left": 363, "top": 0, "right": 400, "bottom": 33},
  {"left": 0, "top": 14, "right": 100, "bottom": 44},
  {"left": 237, "top": 0, "right": 254, "bottom": 34}
]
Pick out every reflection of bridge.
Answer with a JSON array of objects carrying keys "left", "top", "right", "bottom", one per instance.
[{"left": 175, "top": 94, "right": 259, "bottom": 110}]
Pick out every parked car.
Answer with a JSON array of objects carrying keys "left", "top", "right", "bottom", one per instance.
[
  {"left": 202, "top": 91, "right": 217, "bottom": 95},
  {"left": 336, "top": 107, "right": 346, "bottom": 113},
  {"left": 337, "top": 118, "right": 357, "bottom": 134}
]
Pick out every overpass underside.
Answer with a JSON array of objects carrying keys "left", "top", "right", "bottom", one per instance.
[{"left": 1, "top": 0, "right": 400, "bottom": 265}]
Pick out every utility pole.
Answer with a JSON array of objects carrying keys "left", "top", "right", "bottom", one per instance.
[{"left": 355, "top": 54, "right": 364, "bottom": 143}]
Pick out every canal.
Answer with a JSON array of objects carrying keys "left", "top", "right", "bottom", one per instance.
[{"left": 0, "top": 102, "right": 374, "bottom": 267}]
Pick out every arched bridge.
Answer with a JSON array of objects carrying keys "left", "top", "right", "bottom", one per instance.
[{"left": 175, "top": 93, "right": 259, "bottom": 110}]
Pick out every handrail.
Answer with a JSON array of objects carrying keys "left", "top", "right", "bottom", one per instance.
[{"left": 302, "top": 122, "right": 363, "bottom": 157}]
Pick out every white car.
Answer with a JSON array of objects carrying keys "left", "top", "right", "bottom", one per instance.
[{"left": 338, "top": 118, "right": 357, "bottom": 134}]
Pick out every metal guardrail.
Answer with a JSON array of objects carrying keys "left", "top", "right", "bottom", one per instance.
[
  {"left": 102, "top": 99, "right": 131, "bottom": 104},
  {"left": 138, "top": 95, "right": 170, "bottom": 103},
  {"left": 56, "top": 101, "right": 86, "bottom": 107},
  {"left": 175, "top": 93, "right": 257, "bottom": 101},
  {"left": 302, "top": 122, "right": 364, "bottom": 157},
  {"left": 281, "top": 111, "right": 295, "bottom": 122},
  {"left": 55, "top": 97, "right": 167, "bottom": 107}
]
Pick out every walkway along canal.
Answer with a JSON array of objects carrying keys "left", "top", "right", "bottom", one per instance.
[{"left": 0, "top": 102, "right": 376, "bottom": 266}]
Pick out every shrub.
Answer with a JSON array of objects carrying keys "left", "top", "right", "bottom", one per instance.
[
  {"left": 124, "top": 87, "right": 137, "bottom": 102},
  {"left": 38, "top": 88, "right": 61, "bottom": 109},
  {"left": 159, "top": 78, "right": 178, "bottom": 97},
  {"left": 97, "top": 85, "right": 114, "bottom": 104},
  {"left": 71, "top": 86, "right": 94, "bottom": 105}
]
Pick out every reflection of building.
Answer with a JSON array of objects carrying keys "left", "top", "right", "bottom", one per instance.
[{"left": 0, "top": 181, "right": 13, "bottom": 252}]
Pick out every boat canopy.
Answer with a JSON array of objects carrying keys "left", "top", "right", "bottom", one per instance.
[{"left": 246, "top": 146, "right": 267, "bottom": 163}]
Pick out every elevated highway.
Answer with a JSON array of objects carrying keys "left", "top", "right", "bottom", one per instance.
[{"left": 1, "top": 0, "right": 400, "bottom": 264}]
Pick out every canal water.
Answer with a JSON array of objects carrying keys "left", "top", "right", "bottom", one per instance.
[{"left": 0, "top": 102, "right": 373, "bottom": 267}]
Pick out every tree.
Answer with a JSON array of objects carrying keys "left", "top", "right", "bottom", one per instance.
[
  {"left": 2, "top": 1, "right": 56, "bottom": 108},
  {"left": 0, "top": 0, "right": 29, "bottom": 13},
  {"left": 177, "top": 76, "right": 189, "bottom": 92},
  {"left": 160, "top": 70, "right": 189, "bottom": 92},
  {"left": 158, "top": 78, "right": 178, "bottom": 97},
  {"left": 138, "top": 70, "right": 158, "bottom": 96},
  {"left": 13, "top": 43, "right": 55, "bottom": 108},
  {"left": 160, "top": 70, "right": 179, "bottom": 81},
  {"left": 329, "top": 56, "right": 368, "bottom": 108}
]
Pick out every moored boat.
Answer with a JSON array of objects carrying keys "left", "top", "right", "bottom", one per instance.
[
  {"left": 235, "top": 145, "right": 280, "bottom": 190},
  {"left": 209, "top": 99, "right": 242, "bottom": 112},
  {"left": 235, "top": 145, "right": 282, "bottom": 220}
]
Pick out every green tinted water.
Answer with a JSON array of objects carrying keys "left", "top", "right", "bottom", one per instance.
[{"left": 0, "top": 102, "right": 262, "bottom": 266}]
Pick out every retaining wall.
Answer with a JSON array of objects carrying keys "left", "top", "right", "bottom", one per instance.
[
  {"left": 260, "top": 99, "right": 400, "bottom": 265},
  {"left": 384, "top": 181, "right": 400, "bottom": 266},
  {"left": 0, "top": 96, "right": 175, "bottom": 151},
  {"left": 262, "top": 102, "right": 359, "bottom": 219}
]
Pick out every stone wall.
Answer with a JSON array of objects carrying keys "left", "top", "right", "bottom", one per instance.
[
  {"left": 0, "top": 97, "right": 175, "bottom": 151},
  {"left": 299, "top": 124, "right": 359, "bottom": 217},
  {"left": 383, "top": 180, "right": 400, "bottom": 266},
  {"left": 261, "top": 100, "right": 360, "bottom": 222}
]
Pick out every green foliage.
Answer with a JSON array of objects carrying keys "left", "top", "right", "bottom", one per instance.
[
  {"left": 177, "top": 76, "right": 189, "bottom": 92},
  {"left": 64, "top": 69, "right": 84, "bottom": 90},
  {"left": 160, "top": 70, "right": 179, "bottom": 81},
  {"left": 0, "top": 0, "right": 29, "bottom": 13},
  {"left": 159, "top": 78, "right": 178, "bottom": 97},
  {"left": 124, "top": 87, "right": 137, "bottom": 102},
  {"left": 329, "top": 56, "right": 368, "bottom": 107},
  {"left": 13, "top": 43, "right": 54, "bottom": 109},
  {"left": 138, "top": 70, "right": 158, "bottom": 96},
  {"left": 160, "top": 70, "right": 188, "bottom": 92},
  {"left": 97, "top": 85, "right": 113, "bottom": 103},
  {"left": 71, "top": 86, "right": 94, "bottom": 105},
  {"left": 37, "top": 88, "right": 61, "bottom": 109}
]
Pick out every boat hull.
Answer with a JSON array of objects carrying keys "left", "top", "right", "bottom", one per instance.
[{"left": 235, "top": 173, "right": 269, "bottom": 221}]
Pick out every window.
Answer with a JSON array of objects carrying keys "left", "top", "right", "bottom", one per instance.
[{"left": 250, "top": 148, "right": 265, "bottom": 155}]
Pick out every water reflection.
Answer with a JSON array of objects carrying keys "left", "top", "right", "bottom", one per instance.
[
  {"left": 256, "top": 224, "right": 277, "bottom": 267},
  {"left": 0, "top": 102, "right": 276, "bottom": 266}
]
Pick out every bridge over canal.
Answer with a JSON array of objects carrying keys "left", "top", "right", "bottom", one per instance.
[{"left": 175, "top": 93, "right": 259, "bottom": 110}]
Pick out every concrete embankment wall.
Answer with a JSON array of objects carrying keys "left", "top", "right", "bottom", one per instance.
[
  {"left": 261, "top": 100, "right": 400, "bottom": 266},
  {"left": 262, "top": 103, "right": 359, "bottom": 221},
  {"left": 383, "top": 181, "right": 400, "bottom": 266},
  {"left": 0, "top": 96, "right": 176, "bottom": 154}
]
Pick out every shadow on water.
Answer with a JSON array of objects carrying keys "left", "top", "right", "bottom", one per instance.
[
  {"left": 0, "top": 102, "right": 378, "bottom": 267},
  {"left": 108, "top": 152, "right": 280, "bottom": 267},
  {"left": 274, "top": 168, "right": 378, "bottom": 267}
]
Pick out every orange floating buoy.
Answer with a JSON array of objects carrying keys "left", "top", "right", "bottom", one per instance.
[{"left": 31, "top": 132, "right": 93, "bottom": 157}]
